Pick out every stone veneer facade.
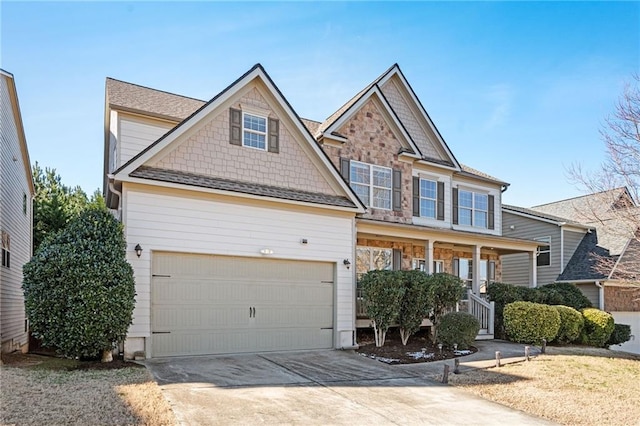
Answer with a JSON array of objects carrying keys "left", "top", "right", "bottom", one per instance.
[
  {"left": 605, "top": 286, "right": 640, "bottom": 311},
  {"left": 321, "top": 99, "right": 413, "bottom": 223},
  {"left": 154, "top": 87, "right": 337, "bottom": 196},
  {"left": 356, "top": 237, "right": 502, "bottom": 281}
]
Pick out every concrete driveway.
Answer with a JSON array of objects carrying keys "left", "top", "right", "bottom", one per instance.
[{"left": 144, "top": 350, "right": 552, "bottom": 425}]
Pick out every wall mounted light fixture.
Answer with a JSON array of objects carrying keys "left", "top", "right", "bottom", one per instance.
[
  {"left": 135, "top": 244, "right": 143, "bottom": 258},
  {"left": 343, "top": 259, "right": 351, "bottom": 269}
]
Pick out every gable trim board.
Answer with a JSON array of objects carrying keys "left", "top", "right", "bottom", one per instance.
[{"left": 111, "top": 64, "right": 364, "bottom": 213}]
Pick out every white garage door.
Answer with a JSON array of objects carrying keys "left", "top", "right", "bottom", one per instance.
[
  {"left": 151, "top": 252, "right": 334, "bottom": 357},
  {"left": 610, "top": 312, "right": 640, "bottom": 355}
]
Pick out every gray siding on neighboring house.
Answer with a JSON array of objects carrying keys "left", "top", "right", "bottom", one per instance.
[
  {"left": 0, "top": 74, "right": 31, "bottom": 353},
  {"left": 501, "top": 211, "right": 561, "bottom": 286},
  {"left": 563, "top": 229, "right": 586, "bottom": 271},
  {"left": 576, "top": 283, "right": 600, "bottom": 309}
]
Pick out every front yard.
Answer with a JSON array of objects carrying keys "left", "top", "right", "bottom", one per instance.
[
  {"left": 428, "top": 346, "right": 640, "bottom": 425},
  {"left": 0, "top": 353, "right": 176, "bottom": 426}
]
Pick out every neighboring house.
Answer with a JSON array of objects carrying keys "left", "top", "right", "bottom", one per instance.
[
  {"left": 502, "top": 189, "right": 640, "bottom": 354},
  {"left": 0, "top": 70, "right": 34, "bottom": 354},
  {"left": 104, "top": 64, "right": 540, "bottom": 359}
]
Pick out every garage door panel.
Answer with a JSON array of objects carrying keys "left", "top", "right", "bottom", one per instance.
[{"left": 151, "top": 253, "right": 335, "bottom": 357}]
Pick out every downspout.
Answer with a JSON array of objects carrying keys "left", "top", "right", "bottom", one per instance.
[
  {"left": 108, "top": 179, "right": 122, "bottom": 221},
  {"left": 559, "top": 226, "right": 564, "bottom": 274},
  {"left": 595, "top": 281, "right": 604, "bottom": 310}
]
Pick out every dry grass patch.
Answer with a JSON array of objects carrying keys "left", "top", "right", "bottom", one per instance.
[
  {"left": 428, "top": 346, "right": 640, "bottom": 425},
  {"left": 0, "top": 355, "right": 176, "bottom": 426}
]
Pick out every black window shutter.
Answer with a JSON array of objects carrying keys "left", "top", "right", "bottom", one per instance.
[
  {"left": 268, "top": 118, "right": 279, "bottom": 153},
  {"left": 452, "top": 258, "right": 459, "bottom": 277},
  {"left": 412, "top": 177, "right": 420, "bottom": 217},
  {"left": 452, "top": 187, "right": 459, "bottom": 225},
  {"left": 229, "top": 108, "right": 241, "bottom": 146},
  {"left": 489, "top": 261, "right": 496, "bottom": 281},
  {"left": 340, "top": 158, "right": 350, "bottom": 183},
  {"left": 392, "top": 169, "right": 402, "bottom": 211},
  {"left": 392, "top": 248, "right": 402, "bottom": 271},
  {"left": 488, "top": 194, "right": 495, "bottom": 229},
  {"left": 437, "top": 181, "right": 445, "bottom": 221}
]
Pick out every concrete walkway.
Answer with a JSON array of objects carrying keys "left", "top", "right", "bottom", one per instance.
[{"left": 144, "top": 341, "right": 552, "bottom": 425}]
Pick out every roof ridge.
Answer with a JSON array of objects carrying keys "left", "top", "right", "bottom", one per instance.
[
  {"left": 532, "top": 187, "right": 628, "bottom": 208},
  {"left": 106, "top": 76, "right": 207, "bottom": 103}
]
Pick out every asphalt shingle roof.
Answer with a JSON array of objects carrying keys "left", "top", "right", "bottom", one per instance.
[
  {"left": 106, "top": 77, "right": 206, "bottom": 121},
  {"left": 130, "top": 166, "right": 357, "bottom": 208},
  {"left": 557, "top": 231, "right": 611, "bottom": 281},
  {"left": 502, "top": 204, "right": 589, "bottom": 228}
]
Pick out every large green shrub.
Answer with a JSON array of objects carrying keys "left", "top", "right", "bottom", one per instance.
[
  {"left": 437, "top": 312, "right": 480, "bottom": 350},
  {"left": 503, "top": 301, "right": 560, "bottom": 344},
  {"left": 487, "top": 282, "right": 542, "bottom": 339},
  {"left": 23, "top": 207, "right": 136, "bottom": 361},
  {"left": 426, "top": 273, "right": 465, "bottom": 341},
  {"left": 606, "top": 323, "right": 632, "bottom": 346},
  {"left": 552, "top": 305, "right": 584, "bottom": 344},
  {"left": 361, "top": 270, "right": 405, "bottom": 347},
  {"left": 538, "top": 283, "right": 592, "bottom": 310},
  {"left": 580, "top": 308, "right": 615, "bottom": 347},
  {"left": 397, "top": 270, "right": 431, "bottom": 345}
]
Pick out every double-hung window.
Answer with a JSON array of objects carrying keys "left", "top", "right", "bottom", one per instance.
[
  {"left": 242, "top": 113, "right": 267, "bottom": 150},
  {"left": 1, "top": 231, "right": 10, "bottom": 269},
  {"left": 458, "top": 190, "right": 488, "bottom": 228},
  {"left": 350, "top": 161, "right": 392, "bottom": 209},
  {"left": 420, "top": 179, "right": 437, "bottom": 218},
  {"left": 536, "top": 237, "right": 551, "bottom": 267},
  {"left": 356, "top": 247, "right": 392, "bottom": 281}
]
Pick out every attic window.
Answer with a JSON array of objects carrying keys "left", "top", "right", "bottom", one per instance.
[{"left": 243, "top": 113, "right": 267, "bottom": 150}]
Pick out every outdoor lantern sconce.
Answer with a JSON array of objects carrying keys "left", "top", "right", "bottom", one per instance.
[
  {"left": 343, "top": 259, "right": 351, "bottom": 269},
  {"left": 135, "top": 244, "right": 143, "bottom": 258}
]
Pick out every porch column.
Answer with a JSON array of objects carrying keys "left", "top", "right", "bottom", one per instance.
[
  {"left": 472, "top": 245, "right": 481, "bottom": 295},
  {"left": 529, "top": 251, "right": 538, "bottom": 287},
  {"left": 425, "top": 240, "right": 434, "bottom": 274}
]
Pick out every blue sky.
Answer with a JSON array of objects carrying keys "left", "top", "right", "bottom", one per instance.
[{"left": 2, "top": 1, "right": 638, "bottom": 207}]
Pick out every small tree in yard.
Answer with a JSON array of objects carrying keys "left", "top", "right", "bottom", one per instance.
[
  {"left": 426, "top": 273, "right": 465, "bottom": 342},
  {"left": 361, "top": 270, "right": 405, "bottom": 347},
  {"left": 397, "top": 270, "right": 431, "bottom": 345},
  {"left": 23, "top": 207, "right": 135, "bottom": 362}
]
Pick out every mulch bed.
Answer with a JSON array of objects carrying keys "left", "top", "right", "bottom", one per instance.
[
  {"left": 1, "top": 351, "right": 143, "bottom": 370},
  {"left": 356, "top": 328, "right": 477, "bottom": 364}
]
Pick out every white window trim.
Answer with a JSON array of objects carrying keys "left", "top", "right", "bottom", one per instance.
[
  {"left": 242, "top": 111, "right": 268, "bottom": 151},
  {"left": 351, "top": 160, "right": 392, "bottom": 210},
  {"left": 419, "top": 178, "right": 437, "bottom": 219},
  {"left": 535, "top": 236, "right": 551, "bottom": 267},
  {"left": 458, "top": 189, "right": 488, "bottom": 228}
]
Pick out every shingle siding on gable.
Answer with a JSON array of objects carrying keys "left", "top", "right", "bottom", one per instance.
[
  {"left": 0, "top": 75, "right": 30, "bottom": 352},
  {"left": 380, "top": 78, "right": 446, "bottom": 162},
  {"left": 152, "top": 87, "right": 338, "bottom": 196},
  {"left": 321, "top": 99, "right": 413, "bottom": 223}
]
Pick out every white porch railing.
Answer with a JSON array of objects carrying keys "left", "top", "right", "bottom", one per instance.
[{"left": 467, "top": 291, "right": 495, "bottom": 339}]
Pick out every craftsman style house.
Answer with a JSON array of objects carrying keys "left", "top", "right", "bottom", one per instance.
[{"left": 104, "top": 64, "right": 539, "bottom": 359}]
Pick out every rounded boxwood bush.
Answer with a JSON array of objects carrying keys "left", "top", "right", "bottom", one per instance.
[
  {"left": 580, "top": 308, "right": 615, "bottom": 347},
  {"left": 504, "top": 301, "right": 560, "bottom": 344},
  {"left": 487, "top": 282, "right": 544, "bottom": 339},
  {"left": 438, "top": 312, "right": 480, "bottom": 350},
  {"left": 606, "top": 323, "right": 632, "bottom": 346},
  {"left": 552, "top": 305, "right": 584, "bottom": 344},
  {"left": 23, "top": 207, "right": 136, "bottom": 360}
]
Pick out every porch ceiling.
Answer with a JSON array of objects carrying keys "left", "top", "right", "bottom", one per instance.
[{"left": 356, "top": 218, "right": 540, "bottom": 255}]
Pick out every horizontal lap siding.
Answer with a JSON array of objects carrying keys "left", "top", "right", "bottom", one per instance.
[
  {"left": 123, "top": 187, "right": 355, "bottom": 346},
  {"left": 502, "top": 212, "right": 561, "bottom": 286},
  {"left": 118, "top": 115, "right": 174, "bottom": 167},
  {"left": 0, "top": 75, "right": 31, "bottom": 350},
  {"left": 563, "top": 230, "right": 585, "bottom": 271}
]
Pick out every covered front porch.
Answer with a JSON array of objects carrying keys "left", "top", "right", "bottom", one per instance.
[{"left": 354, "top": 219, "right": 541, "bottom": 339}]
